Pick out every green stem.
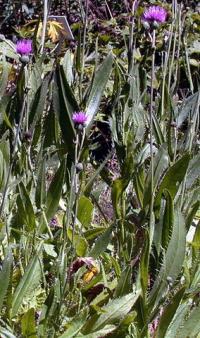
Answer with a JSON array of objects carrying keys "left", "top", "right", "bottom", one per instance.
[
  {"left": 128, "top": 0, "right": 137, "bottom": 73},
  {"left": 79, "top": 0, "right": 89, "bottom": 101},
  {"left": 149, "top": 29, "right": 156, "bottom": 236},
  {"left": 40, "top": 0, "right": 49, "bottom": 54}
]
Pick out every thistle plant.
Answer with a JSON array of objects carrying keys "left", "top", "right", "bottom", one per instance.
[{"left": 0, "top": 1, "right": 200, "bottom": 338}]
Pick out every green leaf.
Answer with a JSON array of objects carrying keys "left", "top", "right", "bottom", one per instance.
[
  {"left": 21, "top": 308, "right": 37, "bottom": 338},
  {"left": 0, "top": 41, "right": 18, "bottom": 60},
  {"left": 60, "top": 308, "right": 88, "bottom": 338},
  {"left": 111, "top": 178, "right": 129, "bottom": 219},
  {"left": 29, "top": 73, "right": 51, "bottom": 128},
  {"left": 0, "top": 149, "right": 6, "bottom": 191},
  {"left": 0, "top": 55, "right": 9, "bottom": 99},
  {"left": 114, "top": 266, "right": 132, "bottom": 298},
  {"left": 67, "top": 228, "right": 88, "bottom": 256},
  {"left": 86, "top": 53, "right": 113, "bottom": 132},
  {"left": 53, "top": 66, "right": 78, "bottom": 156},
  {"left": 62, "top": 50, "right": 74, "bottom": 86},
  {"left": 162, "top": 190, "right": 174, "bottom": 249},
  {"left": 0, "top": 250, "right": 12, "bottom": 312},
  {"left": 84, "top": 227, "right": 107, "bottom": 241},
  {"left": 77, "top": 196, "right": 94, "bottom": 228},
  {"left": 186, "top": 154, "right": 200, "bottom": 190},
  {"left": 46, "top": 160, "right": 66, "bottom": 222},
  {"left": 155, "top": 287, "right": 185, "bottom": 338},
  {"left": 143, "top": 146, "right": 169, "bottom": 208},
  {"left": 0, "top": 327, "right": 16, "bottom": 338},
  {"left": 35, "top": 158, "right": 46, "bottom": 209},
  {"left": 82, "top": 291, "right": 140, "bottom": 334},
  {"left": 89, "top": 226, "right": 112, "bottom": 258},
  {"left": 149, "top": 210, "right": 186, "bottom": 310},
  {"left": 43, "top": 243, "right": 57, "bottom": 258},
  {"left": 17, "top": 182, "right": 36, "bottom": 231},
  {"left": 154, "top": 153, "right": 190, "bottom": 212},
  {"left": 11, "top": 243, "right": 43, "bottom": 317},
  {"left": 173, "top": 305, "right": 200, "bottom": 338},
  {"left": 84, "top": 152, "right": 113, "bottom": 196},
  {"left": 77, "top": 325, "right": 116, "bottom": 337},
  {"left": 165, "top": 303, "right": 189, "bottom": 338}
]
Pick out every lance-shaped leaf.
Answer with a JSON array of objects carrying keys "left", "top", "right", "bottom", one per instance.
[
  {"left": 85, "top": 53, "right": 113, "bottom": 133},
  {"left": 35, "top": 158, "right": 46, "bottom": 209},
  {"left": 21, "top": 308, "right": 37, "bottom": 338},
  {"left": 143, "top": 146, "right": 169, "bottom": 208},
  {"left": 82, "top": 291, "right": 141, "bottom": 334},
  {"left": 168, "top": 304, "right": 200, "bottom": 338},
  {"left": 0, "top": 55, "right": 9, "bottom": 100},
  {"left": 114, "top": 266, "right": 132, "bottom": 298},
  {"left": 0, "top": 250, "right": 12, "bottom": 312},
  {"left": 17, "top": 182, "right": 36, "bottom": 231},
  {"left": 53, "top": 66, "right": 78, "bottom": 156},
  {"left": 155, "top": 287, "right": 185, "bottom": 338},
  {"left": 154, "top": 153, "right": 190, "bottom": 212},
  {"left": 46, "top": 160, "right": 66, "bottom": 222},
  {"left": 60, "top": 308, "right": 88, "bottom": 338},
  {"left": 29, "top": 73, "right": 51, "bottom": 129},
  {"left": 11, "top": 243, "right": 43, "bottom": 317},
  {"left": 89, "top": 226, "right": 112, "bottom": 258},
  {"left": 76, "top": 325, "right": 116, "bottom": 337},
  {"left": 149, "top": 210, "right": 186, "bottom": 310}
]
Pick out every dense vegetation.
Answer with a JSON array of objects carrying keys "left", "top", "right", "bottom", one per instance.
[{"left": 1, "top": 0, "right": 200, "bottom": 337}]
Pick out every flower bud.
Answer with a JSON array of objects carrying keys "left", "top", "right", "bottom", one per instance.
[
  {"left": 76, "top": 163, "right": 83, "bottom": 172},
  {"left": 19, "top": 55, "right": 30, "bottom": 64}
]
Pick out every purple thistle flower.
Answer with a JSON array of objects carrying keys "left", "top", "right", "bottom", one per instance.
[
  {"left": 16, "top": 39, "right": 32, "bottom": 55},
  {"left": 143, "top": 6, "right": 167, "bottom": 24},
  {"left": 72, "top": 111, "right": 87, "bottom": 126},
  {"left": 49, "top": 217, "right": 58, "bottom": 228}
]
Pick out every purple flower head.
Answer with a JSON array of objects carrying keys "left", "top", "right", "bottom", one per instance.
[
  {"left": 72, "top": 111, "right": 87, "bottom": 126},
  {"left": 49, "top": 217, "right": 58, "bottom": 228},
  {"left": 143, "top": 6, "right": 167, "bottom": 24},
  {"left": 16, "top": 39, "right": 32, "bottom": 55}
]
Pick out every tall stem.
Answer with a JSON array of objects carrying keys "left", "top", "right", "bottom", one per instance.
[
  {"left": 149, "top": 29, "right": 156, "bottom": 235},
  {"left": 65, "top": 129, "right": 86, "bottom": 243},
  {"left": 128, "top": 0, "right": 137, "bottom": 73},
  {"left": 80, "top": 0, "right": 89, "bottom": 101},
  {"left": 40, "top": 0, "right": 48, "bottom": 54}
]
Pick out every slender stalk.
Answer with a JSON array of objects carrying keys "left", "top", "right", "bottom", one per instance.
[
  {"left": 160, "top": 21, "right": 173, "bottom": 120},
  {"left": 40, "top": 0, "right": 48, "bottom": 54},
  {"left": 105, "top": 0, "right": 113, "bottom": 20},
  {"left": 42, "top": 210, "right": 53, "bottom": 239},
  {"left": 173, "top": 4, "right": 182, "bottom": 93},
  {"left": 79, "top": 0, "right": 89, "bottom": 101},
  {"left": 149, "top": 29, "right": 156, "bottom": 237},
  {"left": 71, "top": 133, "right": 79, "bottom": 243},
  {"left": 128, "top": 0, "right": 137, "bottom": 73},
  {"left": 184, "top": 35, "right": 194, "bottom": 94},
  {"left": 168, "top": 0, "right": 177, "bottom": 91},
  {"left": 65, "top": 129, "right": 86, "bottom": 243}
]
